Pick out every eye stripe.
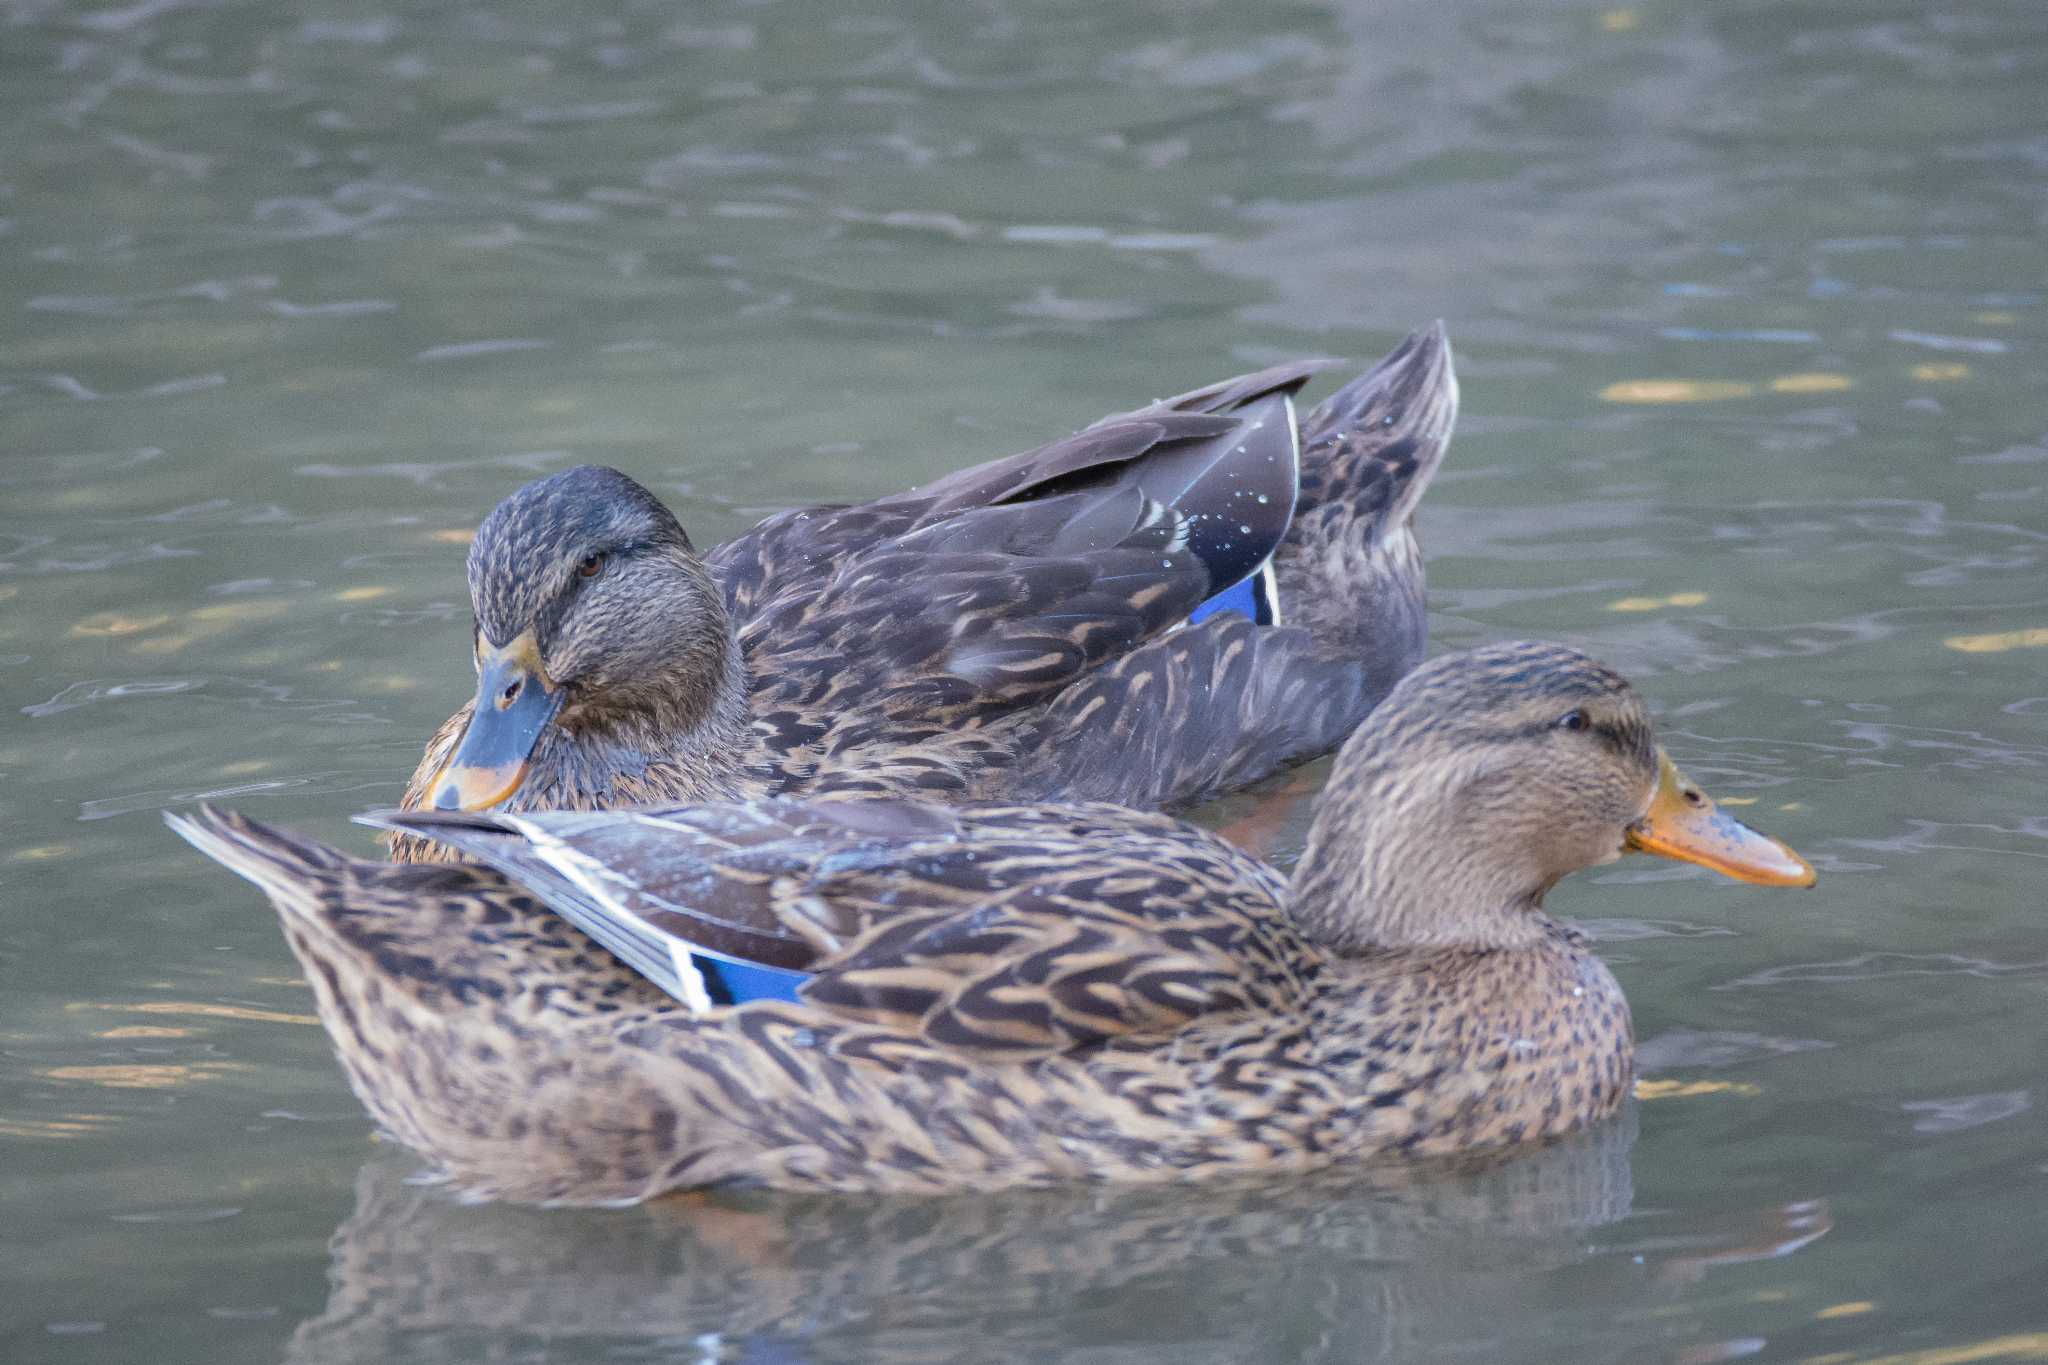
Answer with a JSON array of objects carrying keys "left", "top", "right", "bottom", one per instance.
[{"left": 1473, "top": 716, "right": 1647, "bottom": 758}]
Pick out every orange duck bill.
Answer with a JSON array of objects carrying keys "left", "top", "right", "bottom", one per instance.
[
  {"left": 1625, "top": 750, "right": 1816, "bottom": 888},
  {"left": 428, "top": 631, "right": 564, "bottom": 812}
]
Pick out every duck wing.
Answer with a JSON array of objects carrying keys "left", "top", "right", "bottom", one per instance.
[
  {"left": 364, "top": 800, "right": 1312, "bottom": 1060},
  {"left": 999, "top": 614, "right": 1384, "bottom": 809},
  {"left": 718, "top": 388, "right": 1311, "bottom": 784},
  {"left": 710, "top": 366, "right": 1319, "bottom": 665}
]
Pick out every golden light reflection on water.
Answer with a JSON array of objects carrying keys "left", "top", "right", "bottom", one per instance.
[
  {"left": 1769, "top": 372, "right": 1854, "bottom": 394},
  {"left": 0, "top": 1114, "right": 118, "bottom": 1140},
  {"left": 1635, "top": 1079, "right": 1761, "bottom": 1101},
  {"left": 190, "top": 600, "right": 290, "bottom": 624},
  {"left": 69, "top": 1000, "right": 320, "bottom": 1026},
  {"left": 67, "top": 598, "right": 304, "bottom": 658},
  {"left": 1601, "top": 379, "right": 1754, "bottom": 403},
  {"left": 1610, "top": 591, "right": 1708, "bottom": 612},
  {"left": 70, "top": 612, "right": 174, "bottom": 637},
  {"left": 1600, "top": 372, "right": 1860, "bottom": 403},
  {"left": 1945, "top": 628, "right": 2048, "bottom": 653},
  {"left": 1807, "top": 1334, "right": 2048, "bottom": 1365},
  {"left": 36, "top": 1062, "right": 247, "bottom": 1089}
]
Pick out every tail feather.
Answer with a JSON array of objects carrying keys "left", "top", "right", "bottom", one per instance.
[
  {"left": 358, "top": 807, "right": 704, "bottom": 1007},
  {"left": 1297, "top": 320, "right": 1458, "bottom": 542},
  {"left": 165, "top": 804, "right": 351, "bottom": 921}
]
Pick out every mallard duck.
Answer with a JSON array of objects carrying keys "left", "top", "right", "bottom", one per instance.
[
  {"left": 390, "top": 326, "right": 1458, "bottom": 862},
  {"left": 173, "top": 641, "right": 1815, "bottom": 1202}
]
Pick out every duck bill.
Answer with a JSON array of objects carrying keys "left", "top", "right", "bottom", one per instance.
[
  {"left": 428, "top": 632, "right": 564, "bottom": 812},
  {"left": 1625, "top": 750, "right": 1816, "bottom": 887}
]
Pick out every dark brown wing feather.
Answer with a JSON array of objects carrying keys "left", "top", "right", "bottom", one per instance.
[
  {"left": 999, "top": 614, "right": 1385, "bottom": 810},
  {"left": 808, "top": 875, "right": 1312, "bottom": 1062},
  {"left": 707, "top": 361, "right": 1321, "bottom": 616},
  {"left": 705, "top": 381, "right": 1310, "bottom": 798}
]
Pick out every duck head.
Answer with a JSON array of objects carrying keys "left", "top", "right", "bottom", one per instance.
[
  {"left": 428, "top": 466, "right": 743, "bottom": 812},
  {"left": 1292, "top": 641, "right": 1814, "bottom": 953}
]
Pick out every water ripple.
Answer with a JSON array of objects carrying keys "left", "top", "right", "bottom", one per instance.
[
  {"left": 1901, "top": 1090, "right": 2031, "bottom": 1135},
  {"left": 1835, "top": 817, "right": 2048, "bottom": 864},
  {"left": 22, "top": 674, "right": 389, "bottom": 725},
  {"left": 1717, "top": 953, "right": 2048, "bottom": 990},
  {"left": 1635, "top": 1030, "right": 1834, "bottom": 1074},
  {"left": 80, "top": 771, "right": 401, "bottom": 821}
]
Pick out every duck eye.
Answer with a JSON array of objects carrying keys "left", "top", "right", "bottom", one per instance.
[
  {"left": 576, "top": 552, "right": 606, "bottom": 580},
  {"left": 1556, "top": 709, "right": 1588, "bottom": 732}
]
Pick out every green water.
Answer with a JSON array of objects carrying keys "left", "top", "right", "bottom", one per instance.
[{"left": 4, "top": 0, "right": 2046, "bottom": 1360}]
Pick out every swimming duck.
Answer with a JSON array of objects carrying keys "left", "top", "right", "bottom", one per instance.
[
  {"left": 173, "top": 641, "right": 1816, "bottom": 1202},
  {"left": 389, "top": 326, "right": 1458, "bottom": 862}
]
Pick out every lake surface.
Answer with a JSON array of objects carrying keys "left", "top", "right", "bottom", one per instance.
[{"left": 4, "top": 0, "right": 2046, "bottom": 1360}]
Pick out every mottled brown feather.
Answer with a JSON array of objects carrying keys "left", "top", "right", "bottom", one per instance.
[{"left": 166, "top": 643, "right": 1818, "bottom": 1202}]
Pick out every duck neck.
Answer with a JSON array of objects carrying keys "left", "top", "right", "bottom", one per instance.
[{"left": 1287, "top": 757, "right": 1563, "bottom": 956}]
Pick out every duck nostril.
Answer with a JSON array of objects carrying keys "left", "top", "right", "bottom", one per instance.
[
  {"left": 1682, "top": 788, "right": 1705, "bottom": 808},
  {"left": 500, "top": 678, "right": 522, "bottom": 705}
]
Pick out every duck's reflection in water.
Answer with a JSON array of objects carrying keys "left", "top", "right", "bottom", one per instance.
[
  {"left": 286, "top": 1104, "right": 1830, "bottom": 1363},
  {"left": 291, "top": 1108, "right": 1631, "bottom": 1363}
]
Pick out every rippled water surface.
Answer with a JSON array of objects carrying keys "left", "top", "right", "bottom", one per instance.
[{"left": 5, "top": 0, "right": 2047, "bottom": 1360}]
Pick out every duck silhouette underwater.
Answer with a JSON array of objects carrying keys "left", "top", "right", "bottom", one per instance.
[
  {"left": 391, "top": 327, "right": 1459, "bottom": 869},
  {"left": 174, "top": 642, "right": 1816, "bottom": 1202}
]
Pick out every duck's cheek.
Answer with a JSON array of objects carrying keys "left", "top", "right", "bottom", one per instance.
[{"left": 556, "top": 682, "right": 635, "bottom": 731}]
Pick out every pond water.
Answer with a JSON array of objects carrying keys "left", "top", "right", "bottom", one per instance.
[{"left": 4, "top": 0, "right": 2046, "bottom": 1360}]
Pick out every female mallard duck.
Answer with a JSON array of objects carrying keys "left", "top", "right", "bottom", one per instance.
[
  {"left": 390, "top": 326, "right": 1458, "bottom": 862},
  {"left": 174, "top": 642, "right": 1816, "bottom": 1202}
]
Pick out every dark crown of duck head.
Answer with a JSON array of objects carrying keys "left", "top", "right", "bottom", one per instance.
[
  {"left": 1371, "top": 640, "right": 1656, "bottom": 770},
  {"left": 466, "top": 466, "right": 693, "bottom": 646}
]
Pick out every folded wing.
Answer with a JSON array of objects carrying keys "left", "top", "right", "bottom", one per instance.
[
  {"left": 364, "top": 800, "right": 1315, "bottom": 1060},
  {"left": 712, "top": 372, "right": 1312, "bottom": 730}
]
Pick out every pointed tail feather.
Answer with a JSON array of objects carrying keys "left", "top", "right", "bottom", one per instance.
[
  {"left": 359, "top": 807, "right": 731, "bottom": 1010},
  {"left": 1297, "top": 321, "right": 1458, "bottom": 541},
  {"left": 165, "top": 804, "right": 352, "bottom": 922}
]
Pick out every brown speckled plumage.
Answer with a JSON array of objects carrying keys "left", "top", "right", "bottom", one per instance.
[
  {"left": 390, "top": 327, "right": 1457, "bottom": 860},
  {"left": 173, "top": 643, "right": 1813, "bottom": 1202}
]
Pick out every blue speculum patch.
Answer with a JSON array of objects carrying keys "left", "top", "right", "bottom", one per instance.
[
  {"left": 1187, "top": 564, "right": 1277, "bottom": 627},
  {"left": 694, "top": 953, "right": 811, "bottom": 1005}
]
